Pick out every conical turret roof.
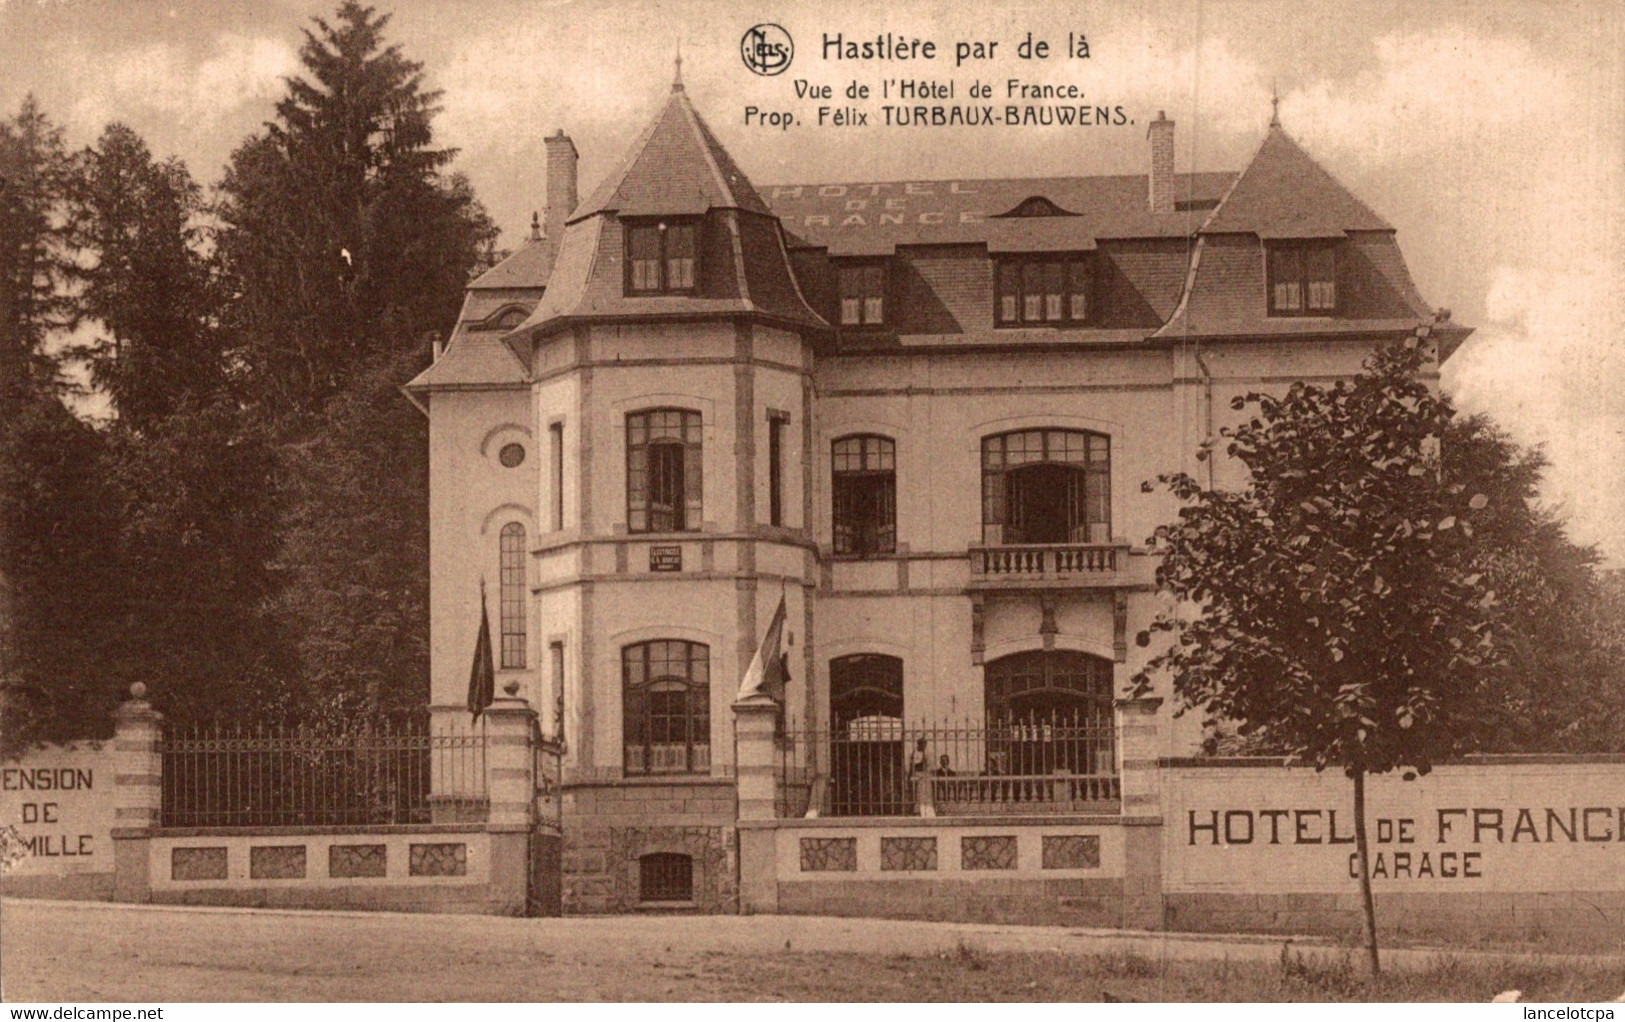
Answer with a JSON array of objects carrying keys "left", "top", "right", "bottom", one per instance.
[
  {"left": 1201, "top": 124, "right": 1391, "bottom": 237},
  {"left": 572, "top": 82, "right": 772, "bottom": 222}
]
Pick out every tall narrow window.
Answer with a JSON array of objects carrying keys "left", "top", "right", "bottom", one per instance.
[
  {"left": 768, "top": 413, "right": 787, "bottom": 527},
  {"left": 838, "top": 264, "right": 886, "bottom": 327},
  {"left": 1268, "top": 244, "right": 1337, "bottom": 315},
  {"left": 627, "top": 409, "right": 702, "bottom": 533},
  {"left": 832, "top": 435, "right": 896, "bottom": 557},
  {"left": 549, "top": 640, "right": 566, "bottom": 740},
  {"left": 623, "top": 640, "right": 710, "bottom": 775},
  {"left": 625, "top": 221, "right": 699, "bottom": 294},
  {"left": 499, "top": 523, "right": 527, "bottom": 669},
  {"left": 548, "top": 422, "right": 564, "bottom": 531},
  {"left": 981, "top": 429, "right": 1110, "bottom": 545},
  {"left": 995, "top": 257, "right": 1090, "bottom": 326}
]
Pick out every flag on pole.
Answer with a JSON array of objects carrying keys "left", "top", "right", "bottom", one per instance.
[
  {"left": 467, "top": 580, "right": 495, "bottom": 722},
  {"left": 737, "top": 594, "right": 790, "bottom": 702}
]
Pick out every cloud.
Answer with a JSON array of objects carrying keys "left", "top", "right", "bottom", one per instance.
[
  {"left": 1444, "top": 265, "right": 1625, "bottom": 558},
  {"left": 66, "top": 32, "right": 296, "bottom": 134}
]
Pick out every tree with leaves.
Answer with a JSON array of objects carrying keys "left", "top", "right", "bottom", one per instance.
[{"left": 1134, "top": 337, "right": 1503, "bottom": 974}]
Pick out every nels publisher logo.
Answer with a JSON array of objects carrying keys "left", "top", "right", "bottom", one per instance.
[{"left": 741, "top": 24, "right": 793, "bottom": 76}]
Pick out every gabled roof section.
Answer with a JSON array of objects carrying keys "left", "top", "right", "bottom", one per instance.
[
  {"left": 1200, "top": 125, "right": 1391, "bottom": 237},
  {"left": 573, "top": 83, "right": 772, "bottom": 221}
]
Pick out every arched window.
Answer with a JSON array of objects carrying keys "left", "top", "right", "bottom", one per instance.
[
  {"left": 829, "top": 654, "right": 904, "bottom": 732},
  {"left": 623, "top": 640, "right": 710, "bottom": 775},
  {"left": 981, "top": 429, "right": 1110, "bottom": 545},
  {"left": 499, "top": 523, "right": 527, "bottom": 669},
  {"left": 831, "top": 435, "right": 895, "bottom": 557},
  {"left": 627, "top": 409, "right": 702, "bottom": 532}
]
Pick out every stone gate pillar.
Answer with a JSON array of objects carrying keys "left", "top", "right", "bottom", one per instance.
[
  {"left": 110, "top": 684, "right": 162, "bottom": 903},
  {"left": 733, "top": 695, "right": 780, "bottom": 914},
  {"left": 481, "top": 695, "right": 537, "bottom": 915},
  {"left": 1115, "top": 695, "right": 1165, "bottom": 930}
]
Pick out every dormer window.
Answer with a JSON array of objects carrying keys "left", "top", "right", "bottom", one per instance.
[
  {"left": 838, "top": 263, "right": 886, "bottom": 328},
  {"left": 626, "top": 220, "right": 697, "bottom": 295},
  {"left": 995, "top": 256, "right": 1091, "bottom": 326},
  {"left": 1268, "top": 243, "right": 1337, "bottom": 316}
]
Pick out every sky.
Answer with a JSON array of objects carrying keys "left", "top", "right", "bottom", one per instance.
[{"left": 3, "top": 0, "right": 1621, "bottom": 563}]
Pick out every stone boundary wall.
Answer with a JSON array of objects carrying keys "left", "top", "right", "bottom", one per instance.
[
  {"left": 751, "top": 815, "right": 1158, "bottom": 928},
  {"left": 137, "top": 824, "right": 527, "bottom": 915}
]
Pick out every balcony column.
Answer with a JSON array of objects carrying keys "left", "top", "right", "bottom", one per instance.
[
  {"left": 1115, "top": 695, "right": 1165, "bottom": 930},
  {"left": 733, "top": 695, "right": 780, "bottom": 913}
]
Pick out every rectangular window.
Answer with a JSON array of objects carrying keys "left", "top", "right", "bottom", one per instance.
[
  {"left": 549, "top": 640, "right": 566, "bottom": 739},
  {"left": 548, "top": 422, "right": 564, "bottom": 531},
  {"left": 627, "top": 409, "right": 702, "bottom": 533},
  {"left": 767, "top": 413, "right": 787, "bottom": 527},
  {"left": 995, "top": 257, "right": 1090, "bottom": 326},
  {"left": 625, "top": 221, "right": 699, "bottom": 295},
  {"left": 832, "top": 435, "right": 897, "bottom": 557},
  {"left": 838, "top": 264, "right": 886, "bottom": 327},
  {"left": 981, "top": 430, "right": 1110, "bottom": 545},
  {"left": 1269, "top": 244, "right": 1337, "bottom": 315}
]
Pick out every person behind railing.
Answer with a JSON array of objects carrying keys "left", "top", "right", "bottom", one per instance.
[
  {"left": 934, "top": 754, "right": 959, "bottom": 801},
  {"left": 908, "top": 737, "right": 929, "bottom": 814}
]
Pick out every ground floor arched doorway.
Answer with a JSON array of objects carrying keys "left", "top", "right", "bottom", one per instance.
[{"left": 983, "top": 650, "right": 1114, "bottom": 777}]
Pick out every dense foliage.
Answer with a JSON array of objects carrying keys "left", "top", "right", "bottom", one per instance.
[
  {"left": 0, "top": 2, "right": 491, "bottom": 753},
  {"left": 1132, "top": 336, "right": 1622, "bottom": 971}
]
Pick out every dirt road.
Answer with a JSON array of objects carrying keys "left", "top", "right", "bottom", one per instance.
[{"left": 2, "top": 898, "right": 1619, "bottom": 1001}]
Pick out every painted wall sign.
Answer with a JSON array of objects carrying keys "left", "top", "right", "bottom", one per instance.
[
  {"left": 650, "top": 546, "right": 682, "bottom": 572},
  {"left": 1162, "top": 763, "right": 1625, "bottom": 894},
  {"left": 1, "top": 746, "right": 117, "bottom": 876}
]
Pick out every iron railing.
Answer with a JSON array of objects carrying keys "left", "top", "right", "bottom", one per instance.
[
  {"left": 160, "top": 717, "right": 486, "bottom": 828},
  {"left": 775, "top": 714, "right": 1118, "bottom": 818}
]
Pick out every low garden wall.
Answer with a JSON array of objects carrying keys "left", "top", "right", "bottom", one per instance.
[
  {"left": 746, "top": 814, "right": 1158, "bottom": 928},
  {"left": 139, "top": 824, "right": 527, "bottom": 914}
]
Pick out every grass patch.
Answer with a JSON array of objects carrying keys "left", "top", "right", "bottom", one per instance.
[{"left": 698, "top": 946, "right": 1625, "bottom": 1002}]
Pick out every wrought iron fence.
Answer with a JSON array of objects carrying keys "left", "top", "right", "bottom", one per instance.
[
  {"left": 776, "top": 713, "right": 1118, "bottom": 818},
  {"left": 160, "top": 716, "right": 487, "bottom": 828}
]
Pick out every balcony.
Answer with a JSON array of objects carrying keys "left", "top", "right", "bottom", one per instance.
[{"left": 967, "top": 542, "right": 1133, "bottom": 590}]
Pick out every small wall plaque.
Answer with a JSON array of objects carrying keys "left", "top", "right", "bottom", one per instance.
[{"left": 650, "top": 545, "right": 682, "bottom": 572}]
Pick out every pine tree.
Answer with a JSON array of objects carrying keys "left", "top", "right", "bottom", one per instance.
[
  {"left": 71, "top": 123, "right": 224, "bottom": 429},
  {"left": 215, "top": 0, "right": 494, "bottom": 414},
  {"left": 0, "top": 96, "right": 80, "bottom": 404}
]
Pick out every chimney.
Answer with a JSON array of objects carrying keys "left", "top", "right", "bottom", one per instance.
[
  {"left": 543, "top": 129, "right": 579, "bottom": 249},
  {"left": 1148, "top": 111, "right": 1175, "bottom": 215}
]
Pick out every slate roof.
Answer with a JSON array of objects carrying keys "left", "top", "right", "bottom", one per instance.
[
  {"left": 503, "top": 82, "right": 826, "bottom": 351},
  {"left": 573, "top": 84, "right": 772, "bottom": 221},
  {"left": 468, "top": 237, "right": 556, "bottom": 290},
  {"left": 766, "top": 172, "right": 1235, "bottom": 255},
  {"left": 411, "top": 88, "right": 1466, "bottom": 394},
  {"left": 1199, "top": 126, "right": 1391, "bottom": 237}
]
